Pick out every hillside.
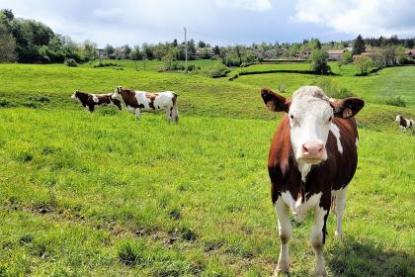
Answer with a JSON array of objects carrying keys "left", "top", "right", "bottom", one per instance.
[{"left": 0, "top": 61, "right": 414, "bottom": 276}]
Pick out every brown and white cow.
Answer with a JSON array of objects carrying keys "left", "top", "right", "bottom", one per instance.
[
  {"left": 261, "top": 86, "right": 364, "bottom": 276},
  {"left": 71, "top": 90, "right": 122, "bottom": 112},
  {"left": 112, "top": 86, "right": 179, "bottom": 123},
  {"left": 395, "top": 114, "right": 414, "bottom": 131}
]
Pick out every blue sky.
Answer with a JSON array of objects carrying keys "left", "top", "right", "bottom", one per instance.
[{"left": 1, "top": 0, "right": 415, "bottom": 47}]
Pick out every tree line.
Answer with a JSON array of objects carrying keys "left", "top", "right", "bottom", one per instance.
[{"left": 1, "top": 9, "right": 414, "bottom": 74}]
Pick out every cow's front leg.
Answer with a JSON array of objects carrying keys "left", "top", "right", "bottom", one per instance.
[
  {"left": 311, "top": 197, "right": 330, "bottom": 277},
  {"left": 135, "top": 109, "right": 141, "bottom": 119},
  {"left": 273, "top": 197, "right": 292, "bottom": 275}
]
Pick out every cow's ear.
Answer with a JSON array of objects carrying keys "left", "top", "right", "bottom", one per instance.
[
  {"left": 331, "top": 97, "right": 365, "bottom": 119},
  {"left": 261, "top": 88, "right": 290, "bottom": 113}
]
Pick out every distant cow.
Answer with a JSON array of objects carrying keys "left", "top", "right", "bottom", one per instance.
[
  {"left": 395, "top": 114, "right": 414, "bottom": 131},
  {"left": 112, "top": 86, "right": 179, "bottom": 123},
  {"left": 71, "top": 90, "right": 122, "bottom": 112},
  {"left": 261, "top": 86, "right": 364, "bottom": 276}
]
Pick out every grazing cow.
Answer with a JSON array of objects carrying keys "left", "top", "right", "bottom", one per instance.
[
  {"left": 71, "top": 90, "right": 122, "bottom": 112},
  {"left": 395, "top": 114, "right": 414, "bottom": 131},
  {"left": 112, "top": 86, "right": 179, "bottom": 123},
  {"left": 261, "top": 86, "right": 364, "bottom": 276}
]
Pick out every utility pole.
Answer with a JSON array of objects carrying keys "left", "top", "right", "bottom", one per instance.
[{"left": 184, "top": 27, "right": 188, "bottom": 73}]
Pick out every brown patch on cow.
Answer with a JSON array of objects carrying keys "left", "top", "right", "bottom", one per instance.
[
  {"left": 145, "top": 93, "right": 158, "bottom": 110},
  {"left": 118, "top": 88, "right": 142, "bottom": 108},
  {"left": 399, "top": 116, "right": 407, "bottom": 128}
]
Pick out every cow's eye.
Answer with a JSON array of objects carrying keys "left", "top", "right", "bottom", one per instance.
[
  {"left": 290, "top": 114, "right": 295, "bottom": 120},
  {"left": 328, "top": 116, "right": 333, "bottom": 122}
]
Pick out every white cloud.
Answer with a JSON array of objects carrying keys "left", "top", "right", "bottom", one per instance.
[
  {"left": 216, "top": 0, "right": 272, "bottom": 11},
  {"left": 294, "top": 0, "right": 415, "bottom": 37}
]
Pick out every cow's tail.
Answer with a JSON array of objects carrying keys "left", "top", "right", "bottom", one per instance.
[{"left": 171, "top": 92, "right": 179, "bottom": 123}]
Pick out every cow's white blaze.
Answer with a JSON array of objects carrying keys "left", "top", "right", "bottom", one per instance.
[{"left": 288, "top": 86, "right": 333, "bottom": 164}]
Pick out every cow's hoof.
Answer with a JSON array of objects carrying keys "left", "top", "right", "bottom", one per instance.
[
  {"left": 314, "top": 268, "right": 327, "bottom": 277},
  {"left": 335, "top": 231, "right": 344, "bottom": 240},
  {"left": 273, "top": 261, "right": 290, "bottom": 276}
]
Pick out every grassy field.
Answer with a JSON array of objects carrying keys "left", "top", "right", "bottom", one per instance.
[{"left": 0, "top": 60, "right": 414, "bottom": 276}]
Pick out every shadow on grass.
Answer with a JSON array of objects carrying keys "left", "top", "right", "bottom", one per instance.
[{"left": 327, "top": 237, "right": 415, "bottom": 277}]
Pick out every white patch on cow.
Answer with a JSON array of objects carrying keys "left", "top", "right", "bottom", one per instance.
[
  {"left": 329, "top": 123, "right": 343, "bottom": 154},
  {"left": 355, "top": 138, "right": 359, "bottom": 147},
  {"left": 92, "top": 94, "right": 99, "bottom": 103},
  {"left": 281, "top": 191, "right": 322, "bottom": 222}
]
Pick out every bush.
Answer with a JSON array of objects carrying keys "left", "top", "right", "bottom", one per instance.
[
  {"left": 92, "top": 61, "right": 121, "bottom": 68},
  {"left": 207, "top": 65, "right": 230, "bottom": 78},
  {"left": 310, "top": 49, "right": 330, "bottom": 74},
  {"left": 315, "top": 78, "right": 354, "bottom": 99},
  {"left": 342, "top": 50, "right": 353, "bottom": 64},
  {"left": 385, "top": 96, "right": 406, "bottom": 107},
  {"left": 354, "top": 55, "right": 373, "bottom": 75},
  {"left": 64, "top": 58, "right": 78, "bottom": 67}
]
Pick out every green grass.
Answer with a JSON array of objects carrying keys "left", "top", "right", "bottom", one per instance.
[{"left": 0, "top": 61, "right": 414, "bottom": 276}]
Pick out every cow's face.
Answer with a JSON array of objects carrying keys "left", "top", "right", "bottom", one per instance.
[
  {"left": 112, "top": 86, "right": 123, "bottom": 101},
  {"left": 288, "top": 89, "right": 333, "bottom": 164},
  {"left": 395, "top": 114, "right": 401, "bottom": 123},
  {"left": 261, "top": 86, "right": 364, "bottom": 165},
  {"left": 71, "top": 90, "right": 80, "bottom": 100}
]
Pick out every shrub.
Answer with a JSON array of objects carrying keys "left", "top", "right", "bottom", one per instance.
[
  {"left": 208, "top": 65, "right": 230, "bottom": 78},
  {"left": 92, "top": 61, "right": 121, "bottom": 68},
  {"left": 0, "top": 98, "right": 13, "bottom": 108},
  {"left": 385, "top": 96, "right": 406, "bottom": 107},
  {"left": 342, "top": 50, "right": 353, "bottom": 64},
  {"left": 354, "top": 55, "right": 373, "bottom": 75},
  {"left": 315, "top": 78, "right": 354, "bottom": 99},
  {"left": 310, "top": 49, "right": 330, "bottom": 74},
  {"left": 64, "top": 58, "right": 78, "bottom": 67}
]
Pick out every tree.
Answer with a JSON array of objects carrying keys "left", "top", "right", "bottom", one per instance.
[
  {"left": 81, "top": 40, "right": 97, "bottom": 61},
  {"left": 310, "top": 49, "right": 330, "bottom": 74},
  {"left": 198, "top": 40, "right": 206, "bottom": 48},
  {"left": 354, "top": 55, "right": 373, "bottom": 75},
  {"left": 129, "top": 45, "right": 142, "bottom": 60},
  {"left": 104, "top": 44, "right": 115, "bottom": 58},
  {"left": 352, "top": 35, "right": 365, "bottom": 55},
  {"left": 0, "top": 24, "right": 16, "bottom": 62},
  {"left": 213, "top": 45, "right": 220, "bottom": 56}
]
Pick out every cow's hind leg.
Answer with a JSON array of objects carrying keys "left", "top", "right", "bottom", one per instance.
[
  {"left": 333, "top": 187, "right": 347, "bottom": 238},
  {"left": 273, "top": 198, "right": 292, "bottom": 275},
  {"left": 311, "top": 198, "right": 330, "bottom": 277}
]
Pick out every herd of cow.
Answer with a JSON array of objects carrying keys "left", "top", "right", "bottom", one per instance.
[
  {"left": 70, "top": 85, "right": 412, "bottom": 276},
  {"left": 71, "top": 86, "right": 179, "bottom": 123}
]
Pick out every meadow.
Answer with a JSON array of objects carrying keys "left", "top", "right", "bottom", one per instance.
[{"left": 0, "top": 60, "right": 414, "bottom": 276}]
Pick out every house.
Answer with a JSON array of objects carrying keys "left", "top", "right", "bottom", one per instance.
[
  {"left": 406, "top": 49, "right": 415, "bottom": 57},
  {"left": 327, "top": 49, "right": 345, "bottom": 61}
]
